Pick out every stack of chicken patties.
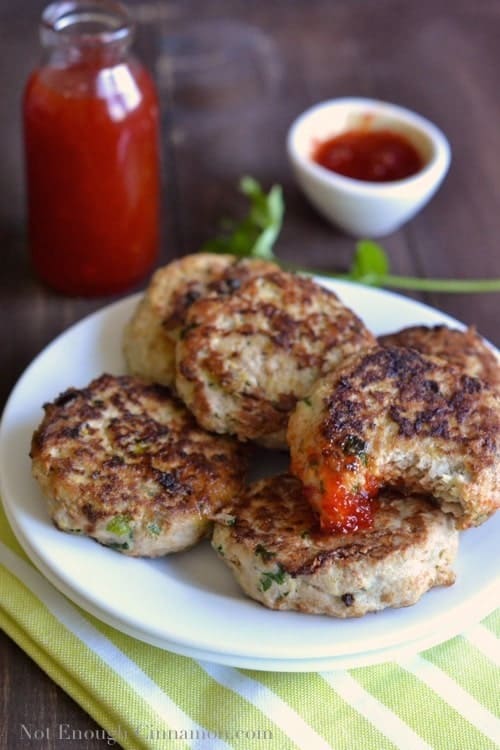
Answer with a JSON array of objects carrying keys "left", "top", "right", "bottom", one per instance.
[
  {"left": 32, "top": 253, "right": 500, "bottom": 618},
  {"left": 126, "top": 254, "right": 500, "bottom": 617}
]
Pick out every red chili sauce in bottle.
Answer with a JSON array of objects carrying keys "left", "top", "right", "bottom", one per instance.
[
  {"left": 313, "top": 128, "right": 424, "bottom": 183},
  {"left": 23, "top": 1, "right": 160, "bottom": 296}
]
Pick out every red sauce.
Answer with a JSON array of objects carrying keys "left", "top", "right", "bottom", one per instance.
[
  {"left": 291, "top": 450, "right": 380, "bottom": 534},
  {"left": 23, "top": 59, "right": 160, "bottom": 296},
  {"left": 312, "top": 128, "right": 424, "bottom": 183},
  {"left": 319, "top": 464, "right": 379, "bottom": 534}
]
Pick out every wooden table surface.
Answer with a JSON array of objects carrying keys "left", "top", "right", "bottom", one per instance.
[{"left": 1, "top": 1, "right": 499, "bottom": 747}]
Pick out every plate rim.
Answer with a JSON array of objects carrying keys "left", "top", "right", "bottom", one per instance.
[{"left": 1, "top": 277, "right": 498, "bottom": 669}]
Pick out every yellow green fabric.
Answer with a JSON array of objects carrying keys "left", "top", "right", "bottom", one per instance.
[{"left": 1, "top": 501, "right": 498, "bottom": 750}]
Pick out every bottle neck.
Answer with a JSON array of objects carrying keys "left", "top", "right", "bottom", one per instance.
[{"left": 40, "top": 1, "right": 133, "bottom": 67}]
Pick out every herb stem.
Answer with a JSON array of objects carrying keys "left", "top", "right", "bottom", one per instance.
[
  {"left": 380, "top": 275, "right": 500, "bottom": 293},
  {"left": 281, "top": 261, "right": 500, "bottom": 294}
]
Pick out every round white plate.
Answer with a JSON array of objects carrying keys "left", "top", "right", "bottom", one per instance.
[{"left": 1, "top": 279, "right": 499, "bottom": 672}]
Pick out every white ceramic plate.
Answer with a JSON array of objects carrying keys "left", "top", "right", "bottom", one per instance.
[{"left": 1, "top": 279, "right": 499, "bottom": 672}]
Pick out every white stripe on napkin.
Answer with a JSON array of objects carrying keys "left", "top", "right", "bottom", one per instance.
[
  {"left": 0, "top": 541, "right": 232, "bottom": 750},
  {"left": 321, "top": 670, "right": 433, "bottom": 750},
  {"left": 400, "top": 654, "right": 500, "bottom": 745},
  {"left": 464, "top": 624, "right": 500, "bottom": 667},
  {"left": 198, "top": 661, "right": 333, "bottom": 750}
]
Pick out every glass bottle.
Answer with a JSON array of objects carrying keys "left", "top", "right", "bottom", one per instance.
[{"left": 23, "top": 1, "right": 160, "bottom": 296}]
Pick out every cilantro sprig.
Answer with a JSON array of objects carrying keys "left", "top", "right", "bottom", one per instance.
[
  {"left": 202, "top": 177, "right": 500, "bottom": 293},
  {"left": 201, "top": 176, "right": 284, "bottom": 260}
]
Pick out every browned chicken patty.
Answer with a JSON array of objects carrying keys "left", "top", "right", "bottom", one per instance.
[
  {"left": 379, "top": 325, "right": 500, "bottom": 390},
  {"left": 31, "top": 374, "right": 248, "bottom": 556},
  {"left": 175, "top": 270, "right": 376, "bottom": 449},
  {"left": 123, "top": 253, "right": 279, "bottom": 387},
  {"left": 212, "top": 474, "right": 458, "bottom": 618},
  {"left": 288, "top": 346, "right": 500, "bottom": 531}
]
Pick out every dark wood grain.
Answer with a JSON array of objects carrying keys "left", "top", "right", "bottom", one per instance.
[{"left": 1, "top": 1, "right": 499, "bottom": 747}]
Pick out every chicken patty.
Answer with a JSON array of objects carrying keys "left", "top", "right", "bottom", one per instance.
[
  {"left": 31, "top": 374, "right": 248, "bottom": 556},
  {"left": 212, "top": 474, "right": 458, "bottom": 618},
  {"left": 175, "top": 270, "right": 376, "bottom": 449},
  {"left": 379, "top": 325, "right": 500, "bottom": 390},
  {"left": 288, "top": 346, "right": 500, "bottom": 531},
  {"left": 123, "top": 253, "right": 279, "bottom": 387}
]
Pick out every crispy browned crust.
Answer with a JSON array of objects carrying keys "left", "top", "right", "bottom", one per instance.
[
  {"left": 288, "top": 346, "right": 500, "bottom": 528},
  {"left": 222, "top": 475, "right": 450, "bottom": 575},
  {"left": 175, "top": 270, "right": 376, "bottom": 447},
  {"left": 162, "top": 256, "right": 280, "bottom": 331},
  {"left": 123, "top": 254, "right": 279, "bottom": 387},
  {"left": 379, "top": 325, "right": 500, "bottom": 389},
  {"left": 31, "top": 374, "right": 248, "bottom": 555},
  {"left": 212, "top": 474, "right": 457, "bottom": 617},
  {"left": 320, "top": 347, "right": 497, "bottom": 449}
]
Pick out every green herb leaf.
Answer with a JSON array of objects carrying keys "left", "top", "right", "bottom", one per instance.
[
  {"left": 133, "top": 441, "right": 149, "bottom": 455},
  {"left": 200, "top": 177, "right": 284, "bottom": 261},
  {"left": 259, "top": 565, "right": 287, "bottom": 592},
  {"left": 255, "top": 544, "right": 276, "bottom": 562},
  {"left": 341, "top": 435, "right": 368, "bottom": 464},
  {"left": 106, "top": 515, "right": 132, "bottom": 537},
  {"left": 349, "top": 239, "right": 389, "bottom": 282}
]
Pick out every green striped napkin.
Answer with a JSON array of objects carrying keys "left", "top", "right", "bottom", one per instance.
[{"left": 1, "top": 500, "right": 499, "bottom": 750}]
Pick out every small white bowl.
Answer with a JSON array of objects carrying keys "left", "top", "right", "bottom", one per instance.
[{"left": 287, "top": 97, "right": 451, "bottom": 237}]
